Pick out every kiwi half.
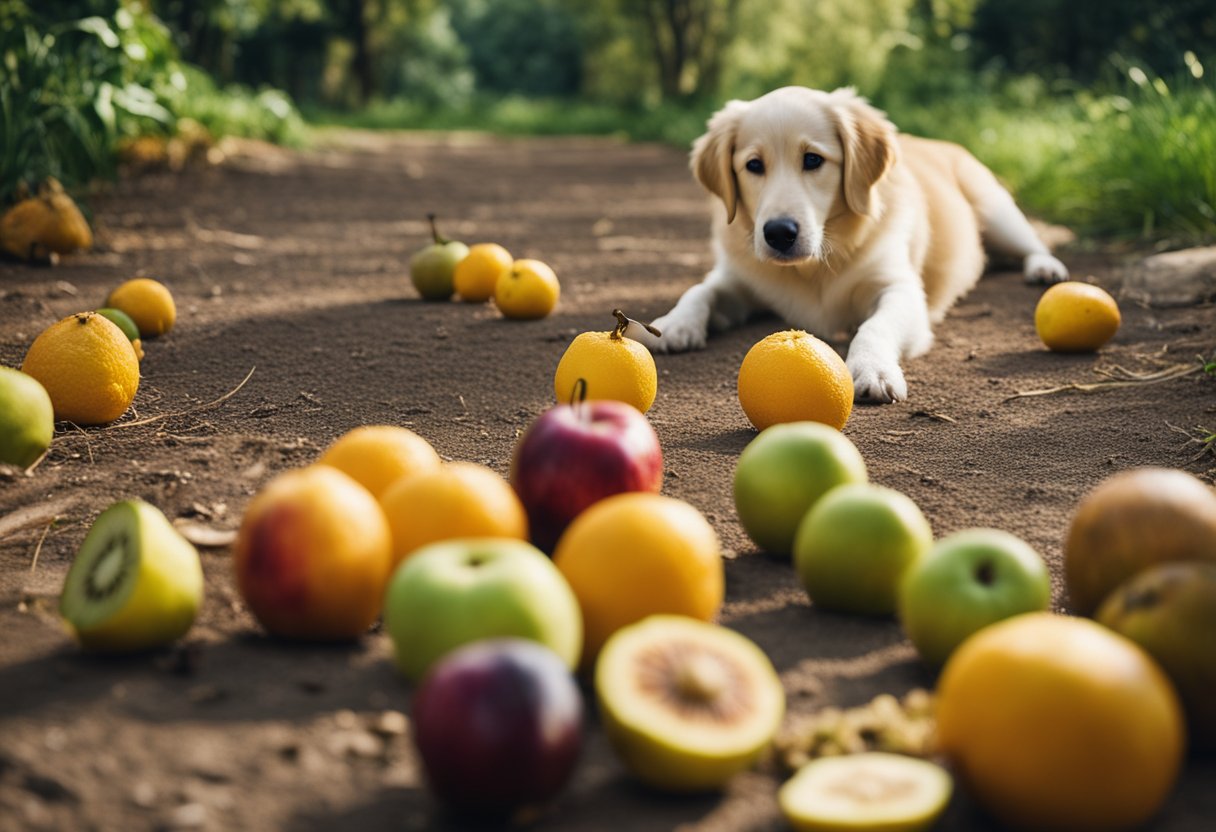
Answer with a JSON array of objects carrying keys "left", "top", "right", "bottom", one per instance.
[
  {"left": 60, "top": 500, "right": 203, "bottom": 651},
  {"left": 778, "top": 752, "right": 953, "bottom": 832},
  {"left": 595, "top": 615, "right": 785, "bottom": 792}
]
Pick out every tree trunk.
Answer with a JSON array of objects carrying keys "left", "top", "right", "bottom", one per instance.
[{"left": 348, "top": 0, "right": 375, "bottom": 104}]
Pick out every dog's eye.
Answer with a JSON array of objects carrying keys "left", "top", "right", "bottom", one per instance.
[
  {"left": 745, "top": 158, "right": 765, "bottom": 175},
  {"left": 803, "top": 152, "right": 824, "bottom": 171}
]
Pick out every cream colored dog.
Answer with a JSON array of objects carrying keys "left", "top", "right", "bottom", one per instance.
[{"left": 628, "top": 86, "right": 1068, "bottom": 402}]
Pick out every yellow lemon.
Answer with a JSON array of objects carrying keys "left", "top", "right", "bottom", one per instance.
[
  {"left": 738, "top": 330, "right": 853, "bottom": 431},
  {"left": 454, "top": 242, "right": 513, "bottom": 302},
  {"left": 554, "top": 310, "right": 658, "bottom": 412},
  {"left": 936, "top": 612, "right": 1184, "bottom": 832},
  {"left": 1034, "top": 281, "right": 1120, "bottom": 352},
  {"left": 317, "top": 425, "right": 442, "bottom": 502},
  {"left": 106, "top": 277, "right": 176, "bottom": 338},
  {"left": 21, "top": 312, "right": 139, "bottom": 425},
  {"left": 553, "top": 493, "right": 723, "bottom": 665},
  {"left": 379, "top": 462, "right": 529, "bottom": 567},
  {"left": 494, "top": 258, "right": 560, "bottom": 320}
]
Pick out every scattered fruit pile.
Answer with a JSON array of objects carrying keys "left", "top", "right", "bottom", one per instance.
[
  {"left": 408, "top": 213, "right": 560, "bottom": 319},
  {"left": 14, "top": 206, "right": 1211, "bottom": 831},
  {"left": 0, "top": 277, "right": 177, "bottom": 471}
]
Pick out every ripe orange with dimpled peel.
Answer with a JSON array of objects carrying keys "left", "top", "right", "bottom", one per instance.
[
  {"left": 21, "top": 312, "right": 139, "bottom": 425},
  {"left": 738, "top": 329, "right": 852, "bottom": 431}
]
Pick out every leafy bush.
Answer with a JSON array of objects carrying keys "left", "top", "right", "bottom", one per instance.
[{"left": 0, "top": 0, "right": 304, "bottom": 206}]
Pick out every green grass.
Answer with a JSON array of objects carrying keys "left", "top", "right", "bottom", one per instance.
[
  {"left": 306, "top": 94, "right": 714, "bottom": 148},
  {"left": 310, "top": 78, "right": 1216, "bottom": 245},
  {"left": 883, "top": 76, "right": 1216, "bottom": 243}
]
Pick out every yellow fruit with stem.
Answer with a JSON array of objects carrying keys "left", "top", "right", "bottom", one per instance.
[{"left": 554, "top": 310, "right": 660, "bottom": 412}]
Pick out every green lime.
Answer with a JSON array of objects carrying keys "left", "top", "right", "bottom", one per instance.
[{"left": 96, "top": 307, "right": 140, "bottom": 342}]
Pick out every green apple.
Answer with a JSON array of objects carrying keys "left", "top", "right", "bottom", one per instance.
[
  {"left": 409, "top": 213, "right": 468, "bottom": 301},
  {"left": 383, "top": 538, "right": 582, "bottom": 680},
  {"left": 734, "top": 422, "right": 867, "bottom": 557},
  {"left": 794, "top": 483, "right": 932, "bottom": 615},
  {"left": 1097, "top": 561, "right": 1216, "bottom": 750},
  {"left": 0, "top": 366, "right": 54, "bottom": 468},
  {"left": 898, "top": 528, "right": 1051, "bottom": 666}
]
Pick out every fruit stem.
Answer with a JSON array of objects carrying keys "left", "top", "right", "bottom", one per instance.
[
  {"left": 975, "top": 560, "right": 996, "bottom": 586},
  {"left": 611, "top": 309, "right": 661, "bottom": 341},
  {"left": 426, "top": 212, "right": 449, "bottom": 245},
  {"left": 570, "top": 378, "right": 589, "bottom": 417}
]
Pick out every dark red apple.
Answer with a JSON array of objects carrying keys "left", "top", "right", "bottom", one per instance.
[
  {"left": 510, "top": 399, "right": 663, "bottom": 552},
  {"left": 411, "top": 638, "right": 584, "bottom": 818}
]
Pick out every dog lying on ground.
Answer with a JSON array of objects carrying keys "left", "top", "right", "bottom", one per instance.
[{"left": 627, "top": 86, "right": 1068, "bottom": 402}]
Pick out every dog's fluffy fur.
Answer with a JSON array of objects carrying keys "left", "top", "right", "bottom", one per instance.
[{"left": 627, "top": 86, "right": 1067, "bottom": 401}]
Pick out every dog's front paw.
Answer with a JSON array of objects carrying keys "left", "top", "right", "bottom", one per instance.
[
  {"left": 631, "top": 312, "right": 707, "bottom": 354},
  {"left": 1024, "top": 252, "right": 1069, "bottom": 284},
  {"left": 848, "top": 354, "right": 908, "bottom": 403}
]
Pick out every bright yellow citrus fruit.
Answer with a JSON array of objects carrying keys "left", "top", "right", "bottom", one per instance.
[
  {"left": 553, "top": 493, "right": 724, "bottom": 665},
  {"left": 21, "top": 312, "right": 139, "bottom": 425},
  {"left": 1034, "top": 281, "right": 1120, "bottom": 352},
  {"left": 454, "top": 242, "right": 513, "bottom": 303},
  {"left": 738, "top": 330, "right": 853, "bottom": 431},
  {"left": 379, "top": 461, "right": 529, "bottom": 567},
  {"left": 936, "top": 612, "right": 1185, "bottom": 832},
  {"left": 494, "top": 258, "right": 560, "bottom": 320},
  {"left": 317, "top": 425, "right": 442, "bottom": 502},
  {"left": 106, "top": 277, "right": 176, "bottom": 338},
  {"left": 554, "top": 318, "right": 658, "bottom": 412}
]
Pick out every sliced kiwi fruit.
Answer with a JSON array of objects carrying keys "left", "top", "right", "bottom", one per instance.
[
  {"left": 60, "top": 500, "right": 203, "bottom": 651},
  {"left": 594, "top": 614, "right": 785, "bottom": 792},
  {"left": 778, "top": 752, "right": 953, "bottom": 832}
]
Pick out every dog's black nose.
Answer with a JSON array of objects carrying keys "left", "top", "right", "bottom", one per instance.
[{"left": 763, "top": 218, "right": 799, "bottom": 253}]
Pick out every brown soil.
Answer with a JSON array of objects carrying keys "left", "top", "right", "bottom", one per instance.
[{"left": 2, "top": 131, "right": 1214, "bottom": 831}]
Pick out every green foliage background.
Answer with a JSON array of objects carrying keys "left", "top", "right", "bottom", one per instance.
[{"left": 3, "top": 0, "right": 1214, "bottom": 242}]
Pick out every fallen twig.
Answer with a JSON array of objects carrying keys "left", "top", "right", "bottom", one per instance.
[
  {"left": 99, "top": 366, "right": 256, "bottom": 432},
  {"left": 1167, "top": 422, "right": 1216, "bottom": 462},
  {"left": 1004, "top": 361, "right": 1204, "bottom": 402},
  {"left": 29, "top": 520, "right": 53, "bottom": 573}
]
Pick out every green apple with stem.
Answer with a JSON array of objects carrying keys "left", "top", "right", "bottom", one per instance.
[
  {"left": 410, "top": 213, "right": 469, "bottom": 301},
  {"left": 383, "top": 538, "right": 582, "bottom": 680},
  {"left": 898, "top": 528, "right": 1051, "bottom": 666}
]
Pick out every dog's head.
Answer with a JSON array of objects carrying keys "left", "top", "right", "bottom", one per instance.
[{"left": 691, "top": 86, "right": 897, "bottom": 264}]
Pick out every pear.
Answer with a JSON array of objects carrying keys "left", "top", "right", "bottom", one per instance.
[
  {"left": 1097, "top": 561, "right": 1216, "bottom": 749},
  {"left": 409, "top": 214, "right": 468, "bottom": 301}
]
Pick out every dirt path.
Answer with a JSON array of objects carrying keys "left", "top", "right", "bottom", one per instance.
[{"left": 1, "top": 131, "right": 1214, "bottom": 831}]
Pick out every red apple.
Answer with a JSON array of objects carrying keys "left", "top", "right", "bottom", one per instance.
[
  {"left": 412, "top": 638, "right": 584, "bottom": 818},
  {"left": 510, "top": 399, "right": 663, "bottom": 552}
]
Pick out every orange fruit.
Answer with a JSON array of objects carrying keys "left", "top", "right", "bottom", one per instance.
[
  {"left": 453, "top": 242, "right": 513, "bottom": 302},
  {"left": 737, "top": 330, "right": 852, "bottom": 431},
  {"left": 1034, "top": 281, "right": 1120, "bottom": 352},
  {"left": 379, "top": 462, "right": 529, "bottom": 567},
  {"left": 554, "top": 311, "right": 658, "bottom": 412},
  {"left": 936, "top": 612, "right": 1184, "bottom": 832},
  {"left": 21, "top": 312, "right": 140, "bottom": 425},
  {"left": 494, "top": 258, "right": 560, "bottom": 320},
  {"left": 317, "top": 425, "right": 442, "bottom": 502},
  {"left": 553, "top": 493, "right": 723, "bottom": 664},
  {"left": 106, "top": 277, "right": 176, "bottom": 338},
  {"left": 233, "top": 465, "right": 393, "bottom": 640}
]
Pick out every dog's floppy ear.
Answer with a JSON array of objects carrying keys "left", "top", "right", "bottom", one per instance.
[
  {"left": 830, "top": 89, "right": 897, "bottom": 217},
  {"left": 691, "top": 100, "right": 748, "bottom": 224}
]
